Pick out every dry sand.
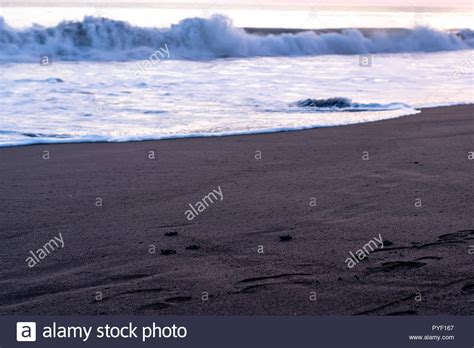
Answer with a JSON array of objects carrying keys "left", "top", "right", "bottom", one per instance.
[{"left": 0, "top": 105, "right": 473, "bottom": 315}]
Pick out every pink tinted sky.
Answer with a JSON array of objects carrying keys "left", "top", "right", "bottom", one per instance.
[
  {"left": 13, "top": 0, "right": 473, "bottom": 8},
  {"left": 149, "top": 0, "right": 472, "bottom": 8},
  {"left": 223, "top": 0, "right": 467, "bottom": 5},
  {"left": 1, "top": 0, "right": 472, "bottom": 28}
]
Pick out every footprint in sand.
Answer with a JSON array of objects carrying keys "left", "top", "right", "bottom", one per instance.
[
  {"left": 161, "top": 249, "right": 176, "bottom": 255},
  {"left": 279, "top": 235, "right": 292, "bottom": 242},
  {"left": 165, "top": 296, "right": 192, "bottom": 303},
  {"left": 461, "top": 283, "right": 474, "bottom": 294},
  {"left": 414, "top": 256, "right": 443, "bottom": 261},
  {"left": 369, "top": 261, "right": 427, "bottom": 272}
]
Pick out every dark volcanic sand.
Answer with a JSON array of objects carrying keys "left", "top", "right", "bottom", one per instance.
[{"left": 0, "top": 105, "right": 473, "bottom": 315}]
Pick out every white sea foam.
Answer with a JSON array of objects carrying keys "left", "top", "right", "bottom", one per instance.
[
  {"left": 0, "top": 51, "right": 472, "bottom": 147},
  {"left": 0, "top": 16, "right": 473, "bottom": 147},
  {"left": 0, "top": 107, "right": 420, "bottom": 148},
  {"left": 0, "top": 15, "right": 473, "bottom": 62}
]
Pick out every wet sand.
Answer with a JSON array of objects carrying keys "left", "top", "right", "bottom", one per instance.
[{"left": 0, "top": 105, "right": 473, "bottom": 315}]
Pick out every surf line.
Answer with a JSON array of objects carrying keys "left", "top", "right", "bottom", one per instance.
[{"left": 185, "top": 185, "right": 223, "bottom": 221}]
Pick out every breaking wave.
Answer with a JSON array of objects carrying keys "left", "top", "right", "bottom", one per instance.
[
  {"left": 292, "top": 97, "right": 411, "bottom": 112},
  {"left": 0, "top": 15, "right": 473, "bottom": 62}
]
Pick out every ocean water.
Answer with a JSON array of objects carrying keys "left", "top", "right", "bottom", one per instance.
[{"left": 0, "top": 16, "right": 473, "bottom": 147}]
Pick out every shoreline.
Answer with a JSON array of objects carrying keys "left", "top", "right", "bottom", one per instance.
[
  {"left": 0, "top": 104, "right": 473, "bottom": 315},
  {"left": 2, "top": 104, "right": 472, "bottom": 149}
]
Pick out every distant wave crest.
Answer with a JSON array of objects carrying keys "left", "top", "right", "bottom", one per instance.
[{"left": 0, "top": 15, "right": 473, "bottom": 62}]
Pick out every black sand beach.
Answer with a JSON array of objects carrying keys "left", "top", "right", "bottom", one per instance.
[{"left": 0, "top": 105, "right": 473, "bottom": 315}]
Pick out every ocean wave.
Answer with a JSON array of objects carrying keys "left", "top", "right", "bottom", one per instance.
[
  {"left": 0, "top": 15, "right": 473, "bottom": 62},
  {"left": 292, "top": 97, "right": 411, "bottom": 112}
]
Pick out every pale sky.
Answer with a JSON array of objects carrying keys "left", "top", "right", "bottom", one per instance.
[
  {"left": 1, "top": 0, "right": 472, "bottom": 8},
  {"left": 0, "top": 0, "right": 472, "bottom": 29}
]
